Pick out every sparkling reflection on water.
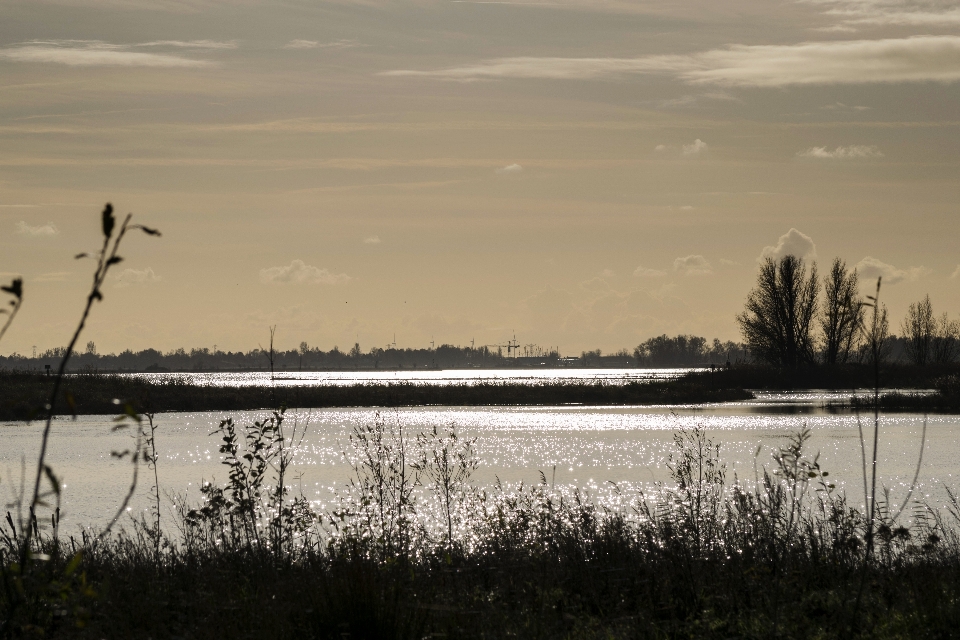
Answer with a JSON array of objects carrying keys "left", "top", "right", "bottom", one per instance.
[
  {"left": 1, "top": 389, "right": 955, "bottom": 530},
  {"left": 123, "top": 367, "right": 697, "bottom": 387}
]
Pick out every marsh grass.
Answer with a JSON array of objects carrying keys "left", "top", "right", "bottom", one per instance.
[
  {"left": 0, "top": 372, "right": 753, "bottom": 420},
  {"left": 5, "top": 415, "right": 960, "bottom": 639}
]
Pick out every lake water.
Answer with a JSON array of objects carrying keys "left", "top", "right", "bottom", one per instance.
[
  {"left": 1, "top": 371, "right": 955, "bottom": 532},
  {"left": 128, "top": 367, "right": 697, "bottom": 387}
]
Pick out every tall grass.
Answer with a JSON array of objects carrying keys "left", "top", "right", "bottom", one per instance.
[{"left": 4, "top": 415, "right": 959, "bottom": 639}]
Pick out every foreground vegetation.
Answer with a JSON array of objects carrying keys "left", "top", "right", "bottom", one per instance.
[
  {"left": 0, "top": 370, "right": 751, "bottom": 420},
  {"left": 3, "top": 418, "right": 958, "bottom": 639}
]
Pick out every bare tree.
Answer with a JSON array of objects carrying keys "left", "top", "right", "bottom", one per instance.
[
  {"left": 737, "top": 255, "right": 819, "bottom": 368},
  {"left": 931, "top": 312, "right": 960, "bottom": 364},
  {"left": 902, "top": 295, "right": 934, "bottom": 366},
  {"left": 820, "top": 258, "right": 863, "bottom": 365}
]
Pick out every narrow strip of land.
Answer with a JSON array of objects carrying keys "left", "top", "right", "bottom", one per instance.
[{"left": 0, "top": 371, "right": 751, "bottom": 419}]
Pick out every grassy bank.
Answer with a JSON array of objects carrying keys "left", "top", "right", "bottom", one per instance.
[
  {"left": 0, "top": 370, "right": 751, "bottom": 419},
  {"left": 3, "top": 420, "right": 958, "bottom": 639}
]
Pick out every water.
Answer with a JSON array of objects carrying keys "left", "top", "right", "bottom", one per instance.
[
  {"left": 1, "top": 382, "right": 955, "bottom": 532},
  {"left": 125, "top": 367, "right": 697, "bottom": 387}
]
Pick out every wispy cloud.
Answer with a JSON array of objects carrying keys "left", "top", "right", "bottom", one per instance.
[
  {"left": 951, "top": 265, "right": 960, "bottom": 280},
  {"left": 0, "top": 41, "right": 212, "bottom": 67},
  {"left": 16, "top": 221, "right": 58, "bottom": 236},
  {"left": 855, "top": 256, "right": 928, "bottom": 285},
  {"left": 34, "top": 272, "right": 72, "bottom": 283},
  {"left": 797, "top": 145, "right": 883, "bottom": 159},
  {"left": 363, "top": 236, "right": 381, "bottom": 244},
  {"left": 383, "top": 36, "right": 960, "bottom": 86},
  {"left": 284, "top": 39, "right": 360, "bottom": 50},
  {"left": 114, "top": 267, "right": 161, "bottom": 287},
  {"left": 761, "top": 228, "right": 817, "bottom": 261},
  {"left": 818, "top": 0, "right": 960, "bottom": 28},
  {"left": 259, "top": 259, "right": 350, "bottom": 285},
  {"left": 495, "top": 163, "right": 523, "bottom": 174},
  {"left": 673, "top": 255, "right": 712, "bottom": 275},
  {"left": 633, "top": 265, "right": 666, "bottom": 278},
  {"left": 136, "top": 40, "right": 237, "bottom": 49},
  {"left": 821, "top": 101, "right": 870, "bottom": 111}
]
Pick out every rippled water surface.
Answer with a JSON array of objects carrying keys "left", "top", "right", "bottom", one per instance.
[
  {"left": 1, "top": 387, "right": 955, "bottom": 530},
  {"left": 126, "top": 367, "right": 697, "bottom": 386}
]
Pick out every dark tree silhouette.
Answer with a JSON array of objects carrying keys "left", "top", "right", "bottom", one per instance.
[
  {"left": 902, "top": 295, "right": 934, "bottom": 366},
  {"left": 931, "top": 312, "right": 960, "bottom": 364},
  {"left": 737, "top": 255, "right": 818, "bottom": 368},
  {"left": 820, "top": 258, "right": 863, "bottom": 365}
]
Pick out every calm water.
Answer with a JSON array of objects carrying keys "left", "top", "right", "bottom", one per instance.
[
  {"left": 127, "top": 367, "right": 697, "bottom": 387},
  {"left": 0, "top": 377, "right": 954, "bottom": 531}
]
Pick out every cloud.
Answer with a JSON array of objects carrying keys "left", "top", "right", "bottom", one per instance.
[
  {"left": 797, "top": 145, "right": 883, "bottom": 159},
  {"left": 259, "top": 259, "right": 350, "bottom": 285},
  {"left": 654, "top": 144, "right": 667, "bottom": 151},
  {"left": 761, "top": 228, "right": 817, "bottom": 262},
  {"left": 136, "top": 40, "right": 236, "bottom": 49},
  {"left": 678, "top": 205, "right": 695, "bottom": 210},
  {"left": 673, "top": 255, "right": 712, "bottom": 275},
  {"left": 16, "top": 221, "right": 58, "bottom": 236},
  {"left": 495, "top": 163, "right": 523, "bottom": 174},
  {"left": 952, "top": 265, "right": 960, "bottom": 280},
  {"left": 383, "top": 36, "right": 960, "bottom": 86},
  {"left": 819, "top": 1, "right": 960, "bottom": 28},
  {"left": 682, "top": 139, "right": 707, "bottom": 155},
  {"left": 115, "top": 267, "right": 161, "bottom": 287},
  {"left": 34, "top": 272, "right": 72, "bottom": 283},
  {"left": 855, "top": 256, "right": 928, "bottom": 285},
  {"left": 821, "top": 101, "right": 870, "bottom": 111},
  {"left": 363, "top": 236, "right": 381, "bottom": 244},
  {"left": 633, "top": 265, "right": 667, "bottom": 278},
  {"left": 0, "top": 41, "right": 211, "bottom": 67},
  {"left": 284, "top": 39, "right": 359, "bottom": 49}
]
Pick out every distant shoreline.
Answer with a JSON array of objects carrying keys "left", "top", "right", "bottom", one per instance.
[{"left": 0, "top": 371, "right": 749, "bottom": 419}]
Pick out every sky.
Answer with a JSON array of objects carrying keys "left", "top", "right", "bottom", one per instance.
[{"left": 1, "top": 0, "right": 959, "bottom": 356}]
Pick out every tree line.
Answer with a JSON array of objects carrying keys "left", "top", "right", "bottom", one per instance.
[{"left": 737, "top": 255, "right": 960, "bottom": 368}]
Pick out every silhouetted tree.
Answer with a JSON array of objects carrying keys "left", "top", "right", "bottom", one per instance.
[
  {"left": 902, "top": 295, "right": 934, "bottom": 366},
  {"left": 931, "top": 312, "right": 960, "bottom": 364},
  {"left": 737, "top": 255, "right": 818, "bottom": 368},
  {"left": 820, "top": 258, "right": 863, "bottom": 365}
]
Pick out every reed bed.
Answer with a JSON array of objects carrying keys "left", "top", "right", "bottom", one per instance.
[{"left": 0, "top": 371, "right": 751, "bottom": 420}]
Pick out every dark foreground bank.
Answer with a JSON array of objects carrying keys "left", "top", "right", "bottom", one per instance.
[
  {"left": 4, "top": 423, "right": 959, "bottom": 639},
  {"left": 0, "top": 370, "right": 751, "bottom": 419}
]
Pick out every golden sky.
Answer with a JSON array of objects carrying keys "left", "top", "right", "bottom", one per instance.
[{"left": 2, "top": 0, "right": 959, "bottom": 355}]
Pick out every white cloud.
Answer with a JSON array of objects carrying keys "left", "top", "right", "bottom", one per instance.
[
  {"left": 259, "top": 259, "right": 350, "bottom": 285},
  {"left": 673, "top": 255, "right": 712, "bottom": 275},
  {"left": 797, "top": 145, "right": 883, "bottom": 159},
  {"left": 136, "top": 40, "right": 236, "bottom": 49},
  {"left": 821, "top": 101, "right": 870, "bottom": 111},
  {"left": 633, "top": 265, "right": 667, "bottom": 278},
  {"left": 34, "top": 272, "right": 72, "bottom": 283},
  {"left": 363, "top": 236, "right": 382, "bottom": 244},
  {"left": 678, "top": 205, "right": 695, "bottom": 211},
  {"left": 952, "top": 265, "right": 960, "bottom": 280},
  {"left": 855, "top": 256, "right": 929, "bottom": 285},
  {"left": 115, "top": 267, "right": 161, "bottom": 287},
  {"left": 285, "top": 39, "right": 319, "bottom": 49},
  {"left": 384, "top": 36, "right": 960, "bottom": 87},
  {"left": 0, "top": 41, "right": 211, "bottom": 67},
  {"left": 284, "top": 39, "right": 359, "bottom": 50},
  {"left": 16, "top": 221, "right": 58, "bottom": 236},
  {"left": 682, "top": 139, "right": 707, "bottom": 155},
  {"left": 654, "top": 144, "right": 667, "bottom": 151},
  {"left": 495, "top": 163, "right": 523, "bottom": 174},
  {"left": 761, "top": 228, "right": 817, "bottom": 261}
]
